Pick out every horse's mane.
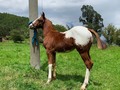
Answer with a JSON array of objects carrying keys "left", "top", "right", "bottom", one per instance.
[{"left": 44, "top": 18, "right": 58, "bottom": 32}]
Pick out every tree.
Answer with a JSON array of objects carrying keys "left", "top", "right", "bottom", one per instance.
[
  {"left": 0, "top": 25, "right": 10, "bottom": 37},
  {"left": 103, "top": 24, "right": 120, "bottom": 46},
  {"left": 114, "top": 29, "right": 120, "bottom": 46},
  {"left": 103, "top": 24, "right": 117, "bottom": 45},
  {"left": 79, "top": 5, "right": 104, "bottom": 33},
  {"left": 66, "top": 22, "right": 74, "bottom": 29}
]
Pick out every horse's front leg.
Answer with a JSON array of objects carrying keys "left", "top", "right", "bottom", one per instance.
[
  {"left": 46, "top": 51, "right": 56, "bottom": 84},
  {"left": 52, "top": 52, "right": 56, "bottom": 80},
  {"left": 47, "top": 64, "right": 52, "bottom": 84}
]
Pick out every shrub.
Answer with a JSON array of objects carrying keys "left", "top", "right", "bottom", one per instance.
[
  {"left": 115, "top": 29, "right": 120, "bottom": 46},
  {"left": 10, "top": 29, "right": 25, "bottom": 43}
]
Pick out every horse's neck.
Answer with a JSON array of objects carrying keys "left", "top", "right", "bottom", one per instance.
[{"left": 43, "top": 23, "right": 56, "bottom": 36}]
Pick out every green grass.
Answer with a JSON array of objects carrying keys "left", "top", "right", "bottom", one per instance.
[{"left": 0, "top": 41, "right": 120, "bottom": 90}]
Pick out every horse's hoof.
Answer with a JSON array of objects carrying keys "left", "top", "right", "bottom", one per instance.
[
  {"left": 52, "top": 77, "right": 56, "bottom": 80},
  {"left": 80, "top": 85, "right": 86, "bottom": 90},
  {"left": 46, "top": 78, "right": 52, "bottom": 84},
  {"left": 46, "top": 82, "right": 50, "bottom": 85},
  {"left": 80, "top": 87, "right": 86, "bottom": 90}
]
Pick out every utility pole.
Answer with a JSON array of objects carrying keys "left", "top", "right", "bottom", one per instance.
[{"left": 29, "top": 0, "right": 40, "bottom": 69}]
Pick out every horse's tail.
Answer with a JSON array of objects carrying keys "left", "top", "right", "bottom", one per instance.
[{"left": 88, "top": 29, "right": 107, "bottom": 49}]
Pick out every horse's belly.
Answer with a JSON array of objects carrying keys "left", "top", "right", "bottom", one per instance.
[{"left": 55, "top": 45, "right": 75, "bottom": 52}]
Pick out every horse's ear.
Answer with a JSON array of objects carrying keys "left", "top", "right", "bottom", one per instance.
[{"left": 42, "top": 12, "right": 45, "bottom": 19}]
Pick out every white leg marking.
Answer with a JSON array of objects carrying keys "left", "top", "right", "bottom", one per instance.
[
  {"left": 81, "top": 68, "right": 90, "bottom": 90},
  {"left": 46, "top": 64, "right": 52, "bottom": 84}
]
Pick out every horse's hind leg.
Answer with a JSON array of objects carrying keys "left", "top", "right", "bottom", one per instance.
[{"left": 79, "top": 51, "right": 93, "bottom": 90}]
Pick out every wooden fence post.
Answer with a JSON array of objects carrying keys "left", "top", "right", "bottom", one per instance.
[{"left": 29, "top": 0, "right": 40, "bottom": 69}]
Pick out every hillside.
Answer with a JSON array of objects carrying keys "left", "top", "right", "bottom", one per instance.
[{"left": 0, "top": 13, "right": 29, "bottom": 36}]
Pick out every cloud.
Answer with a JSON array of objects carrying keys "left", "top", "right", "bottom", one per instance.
[
  {"left": 0, "top": 0, "right": 28, "bottom": 16},
  {"left": 41, "top": 5, "right": 81, "bottom": 26},
  {"left": 38, "top": 0, "right": 85, "bottom": 26},
  {"left": 0, "top": 0, "right": 120, "bottom": 28},
  {"left": 37, "top": 0, "right": 120, "bottom": 28},
  {"left": 82, "top": 1, "right": 120, "bottom": 28},
  {"left": 39, "top": 0, "right": 85, "bottom": 8}
]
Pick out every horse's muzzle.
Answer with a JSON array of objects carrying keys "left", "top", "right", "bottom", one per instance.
[{"left": 29, "top": 23, "right": 35, "bottom": 29}]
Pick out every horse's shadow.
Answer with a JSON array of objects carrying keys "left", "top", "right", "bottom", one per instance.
[
  {"left": 57, "top": 73, "right": 102, "bottom": 87},
  {"left": 57, "top": 73, "right": 84, "bottom": 82},
  {"left": 41, "top": 61, "right": 83, "bottom": 82},
  {"left": 41, "top": 61, "right": 102, "bottom": 87}
]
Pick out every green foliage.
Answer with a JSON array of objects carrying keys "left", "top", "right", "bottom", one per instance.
[
  {"left": 54, "top": 24, "right": 67, "bottom": 32},
  {"left": 115, "top": 30, "right": 120, "bottom": 46},
  {"left": 10, "top": 29, "right": 25, "bottom": 43},
  {"left": 0, "top": 13, "right": 29, "bottom": 37},
  {"left": 79, "top": 5, "right": 104, "bottom": 33},
  {"left": 0, "top": 42, "right": 120, "bottom": 90},
  {"left": 103, "top": 24, "right": 116, "bottom": 44},
  {"left": 103, "top": 24, "right": 120, "bottom": 46}
]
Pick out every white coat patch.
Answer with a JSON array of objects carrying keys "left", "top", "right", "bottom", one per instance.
[{"left": 63, "top": 26, "right": 92, "bottom": 46}]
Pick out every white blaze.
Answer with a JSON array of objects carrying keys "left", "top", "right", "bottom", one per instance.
[{"left": 32, "top": 17, "right": 39, "bottom": 24}]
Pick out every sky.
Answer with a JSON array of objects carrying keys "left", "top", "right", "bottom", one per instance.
[{"left": 0, "top": 0, "right": 120, "bottom": 28}]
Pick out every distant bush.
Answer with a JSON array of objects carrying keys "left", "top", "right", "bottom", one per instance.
[
  {"left": 54, "top": 24, "right": 67, "bottom": 32},
  {"left": 10, "top": 29, "right": 25, "bottom": 43}
]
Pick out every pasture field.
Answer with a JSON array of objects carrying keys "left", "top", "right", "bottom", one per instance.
[{"left": 0, "top": 41, "right": 120, "bottom": 90}]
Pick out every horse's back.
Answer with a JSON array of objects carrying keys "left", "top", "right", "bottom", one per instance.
[
  {"left": 63, "top": 26, "right": 93, "bottom": 46},
  {"left": 70, "top": 26, "right": 91, "bottom": 36}
]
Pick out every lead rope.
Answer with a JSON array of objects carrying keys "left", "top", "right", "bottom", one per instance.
[
  {"left": 32, "top": 29, "right": 39, "bottom": 46},
  {"left": 29, "top": 21, "right": 39, "bottom": 46}
]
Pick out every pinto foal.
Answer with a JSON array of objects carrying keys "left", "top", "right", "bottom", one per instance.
[{"left": 29, "top": 12, "right": 106, "bottom": 90}]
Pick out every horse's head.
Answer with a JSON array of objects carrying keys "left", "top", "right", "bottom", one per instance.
[{"left": 29, "top": 12, "right": 46, "bottom": 29}]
